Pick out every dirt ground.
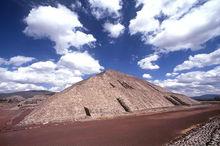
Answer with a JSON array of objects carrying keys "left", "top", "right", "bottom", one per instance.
[
  {"left": 0, "top": 104, "right": 220, "bottom": 146},
  {"left": 0, "top": 103, "right": 32, "bottom": 131}
]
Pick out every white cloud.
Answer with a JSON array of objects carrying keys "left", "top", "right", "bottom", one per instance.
[
  {"left": 24, "top": 4, "right": 96, "bottom": 54},
  {"left": 0, "top": 52, "right": 104, "bottom": 93},
  {"left": 89, "top": 0, "right": 122, "bottom": 19},
  {"left": 0, "top": 58, "right": 7, "bottom": 65},
  {"left": 0, "top": 56, "right": 35, "bottom": 66},
  {"left": 130, "top": 0, "right": 220, "bottom": 52},
  {"left": 153, "top": 66, "right": 220, "bottom": 96},
  {"left": 103, "top": 22, "right": 125, "bottom": 38},
  {"left": 71, "top": 0, "right": 82, "bottom": 10},
  {"left": 8, "top": 56, "right": 35, "bottom": 66},
  {"left": 0, "top": 61, "right": 76, "bottom": 88},
  {"left": 174, "top": 48, "right": 220, "bottom": 72},
  {"left": 30, "top": 61, "right": 57, "bottom": 70},
  {"left": 142, "top": 73, "right": 152, "bottom": 79},
  {"left": 137, "top": 54, "right": 160, "bottom": 70},
  {"left": 0, "top": 82, "right": 46, "bottom": 93},
  {"left": 58, "top": 51, "right": 104, "bottom": 75},
  {"left": 165, "top": 72, "right": 179, "bottom": 77}
]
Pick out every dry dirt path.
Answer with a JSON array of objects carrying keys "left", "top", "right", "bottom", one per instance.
[{"left": 0, "top": 105, "right": 220, "bottom": 146}]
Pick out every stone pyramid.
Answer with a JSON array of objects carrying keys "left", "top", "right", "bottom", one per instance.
[{"left": 21, "top": 70, "right": 199, "bottom": 125}]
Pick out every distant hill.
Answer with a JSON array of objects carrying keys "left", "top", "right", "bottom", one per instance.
[
  {"left": 192, "top": 94, "right": 220, "bottom": 101},
  {"left": 0, "top": 90, "right": 55, "bottom": 99}
]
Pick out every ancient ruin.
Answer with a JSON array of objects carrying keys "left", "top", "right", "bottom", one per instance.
[{"left": 20, "top": 70, "right": 199, "bottom": 125}]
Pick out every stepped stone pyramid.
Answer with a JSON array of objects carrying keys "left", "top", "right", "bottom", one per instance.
[{"left": 21, "top": 70, "right": 199, "bottom": 125}]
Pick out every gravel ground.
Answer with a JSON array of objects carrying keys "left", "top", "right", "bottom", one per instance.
[{"left": 167, "top": 116, "right": 220, "bottom": 146}]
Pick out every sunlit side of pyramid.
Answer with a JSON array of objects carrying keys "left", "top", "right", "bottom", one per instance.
[{"left": 21, "top": 70, "right": 199, "bottom": 125}]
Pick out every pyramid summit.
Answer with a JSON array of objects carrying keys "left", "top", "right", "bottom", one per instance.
[{"left": 20, "top": 69, "right": 199, "bottom": 125}]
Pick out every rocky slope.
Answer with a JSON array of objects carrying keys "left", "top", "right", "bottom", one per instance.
[{"left": 167, "top": 116, "right": 220, "bottom": 146}]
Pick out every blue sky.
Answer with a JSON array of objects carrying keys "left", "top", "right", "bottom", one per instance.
[{"left": 0, "top": 0, "right": 220, "bottom": 96}]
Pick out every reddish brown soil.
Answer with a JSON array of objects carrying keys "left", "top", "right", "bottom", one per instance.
[
  {"left": 0, "top": 109, "right": 17, "bottom": 130},
  {"left": 0, "top": 104, "right": 32, "bottom": 132},
  {"left": 0, "top": 105, "right": 220, "bottom": 146},
  {"left": 0, "top": 104, "right": 18, "bottom": 130}
]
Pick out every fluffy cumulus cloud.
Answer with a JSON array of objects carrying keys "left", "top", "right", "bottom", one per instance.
[
  {"left": 89, "top": 0, "right": 122, "bottom": 19},
  {"left": 24, "top": 4, "right": 96, "bottom": 54},
  {"left": 165, "top": 72, "right": 179, "bottom": 77},
  {"left": 153, "top": 66, "right": 220, "bottom": 96},
  {"left": 0, "top": 58, "right": 6, "bottom": 65},
  {"left": 0, "top": 52, "right": 104, "bottom": 93},
  {"left": 160, "top": 47, "right": 220, "bottom": 96},
  {"left": 0, "top": 56, "right": 35, "bottom": 66},
  {"left": 0, "top": 62, "right": 81, "bottom": 92},
  {"left": 174, "top": 48, "right": 220, "bottom": 72},
  {"left": 103, "top": 22, "right": 125, "bottom": 38},
  {"left": 0, "top": 82, "right": 46, "bottom": 93},
  {"left": 130, "top": 0, "right": 220, "bottom": 52},
  {"left": 0, "top": 4, "right": 105, "bottom": 93},
  {"left": 142, "top": 73, "right": 152, "bottom": 79},
  {"left": 58, "top": 51, "right": 104, "bottom": 75},
  {"left": 137, "top": 54, "right": 160, "bottom": 70}
]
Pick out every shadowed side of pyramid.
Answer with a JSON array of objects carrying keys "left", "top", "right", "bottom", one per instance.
[{"left": 20, "top": 70, "right": 199, "bottom": 125}]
